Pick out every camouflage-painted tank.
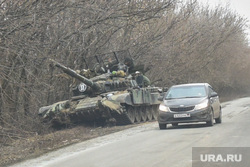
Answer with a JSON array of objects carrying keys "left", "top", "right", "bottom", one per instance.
[{"left": 38, "top": 51, "right": 163, "bottom": 126}]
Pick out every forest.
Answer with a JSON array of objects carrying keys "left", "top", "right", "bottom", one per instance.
[{"left": 0, "top": 0, "right": 250, "bottom": 149}]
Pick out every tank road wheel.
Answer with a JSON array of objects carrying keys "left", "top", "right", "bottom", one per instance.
[
  {"left": 135, "top": 107, "right": 141, "bottom": 123},
  {"left": 146, "top": 106, "right": 153, "bottom": 121},
  {"left": 126, "top": 106, "right": 136, "bottom": 124},
  {"left": 152, "top": 105, "right": 159, "bottom": 120},
  {"left": 141, "top": 106, "right": 147, "bottom": 122}
]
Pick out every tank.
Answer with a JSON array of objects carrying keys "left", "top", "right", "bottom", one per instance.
[{"left": 38, "top": 51, "right": 163, "bottom": 126}]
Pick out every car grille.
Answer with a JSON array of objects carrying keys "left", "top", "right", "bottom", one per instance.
[{"left": 170, "top": 106, "right": 195, "bottom": 112}]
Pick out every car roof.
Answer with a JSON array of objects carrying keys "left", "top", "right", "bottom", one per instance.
[{"left": 171, "top": 83, "right": 210, "bottom": 88}]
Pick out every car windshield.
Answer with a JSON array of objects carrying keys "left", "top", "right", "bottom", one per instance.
[{"left": 165, "top": 85, "right": 207, "bottom": 99}]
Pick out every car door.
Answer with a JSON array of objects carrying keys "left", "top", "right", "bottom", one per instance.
[{"left": 208, "top": 86, "right": 220, "bottom": 118}]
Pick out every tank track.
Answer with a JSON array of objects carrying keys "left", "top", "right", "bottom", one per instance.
[{"left": 111, "top": 104, "right": 160, "bottom": 125}]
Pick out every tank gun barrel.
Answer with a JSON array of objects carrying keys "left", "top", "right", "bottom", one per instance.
[{"left": 50, "top": 59, "right": 100, "bottom": 91}]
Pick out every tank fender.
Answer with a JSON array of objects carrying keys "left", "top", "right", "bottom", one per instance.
[
  {"left": 107, "top": 92, "right": 133, "bottom": 105},
  {"left": 99, "top": 97, "right": 123, "bottom": 114},
  {"left": 38, "top": 100, "right": 69, "bottom": 118},
  {"left": 38, "top": 105, "right": 53, "bottom": 115}
]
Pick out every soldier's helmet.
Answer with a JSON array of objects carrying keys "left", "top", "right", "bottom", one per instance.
[{"left": 124, "top": 57, "right": 134, "bottom": 67}]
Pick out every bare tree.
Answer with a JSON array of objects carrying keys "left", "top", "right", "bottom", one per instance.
[{"left": 0, "top": 0, "right": 249, "bottom": 142}]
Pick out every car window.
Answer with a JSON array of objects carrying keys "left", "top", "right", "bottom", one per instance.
[
  {"left": 208, "top": 86, "right": 215, "bottom": 96},
  {"left": 165, "top": 85, "right": 206, "bottom": 99}
]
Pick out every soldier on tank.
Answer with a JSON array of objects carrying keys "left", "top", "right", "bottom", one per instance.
[
  {"left": 134, "top": 71, "right": 151, "bottom": 88},
  {"left": 124, "top": 57, "right": 134, "bottom": 74},
  {"left": 124, "top": 57, "right": 147, "bottom": 74},
  {"left": 103, "top": 57, "right": 119, "bottom": 73}
]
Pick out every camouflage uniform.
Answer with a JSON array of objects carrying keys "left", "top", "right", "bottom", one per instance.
[
  {"left": 135, "top": 72, "right": 151, "bottom": 87},
  {"left": 124, "top": 57, "right": 145, "bottom": 74}
]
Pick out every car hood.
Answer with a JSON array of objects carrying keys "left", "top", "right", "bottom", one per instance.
[{"left": 163, "top": 97, "right": 207, "bottom": 107}]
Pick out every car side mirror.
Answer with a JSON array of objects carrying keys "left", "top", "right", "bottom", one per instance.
[
  {"left": 210, "top": 92, "right": 218, "bottom": 97},
  {"left": 158, "top": 96, "right": 164, "bottom": 101}
]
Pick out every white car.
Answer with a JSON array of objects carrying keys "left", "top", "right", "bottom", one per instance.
[{"left": 158, "top": 83, "right": 222, "bottom": 129}]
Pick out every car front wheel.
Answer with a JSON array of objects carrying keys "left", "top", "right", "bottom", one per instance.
[
  {"left": 159, "top": 123, "right": 167, "bottom": 130},
  {"left": 215, "top": 109, "right": 222, "bottom": 124},
  {"left": 172, "top": 123, "right": 178, "bottom": 127},
  {"left": 206, "top": 112, "right": 214, "bottom": 126}
]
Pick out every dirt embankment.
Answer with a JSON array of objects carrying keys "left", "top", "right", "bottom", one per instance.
[{"left": 0, "top": 124, "right": 136, "bottom": 167}]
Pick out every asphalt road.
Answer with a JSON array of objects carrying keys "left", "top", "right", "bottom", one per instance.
[{"left": 11, "top": 97, "right": 250, "bottom": 167}]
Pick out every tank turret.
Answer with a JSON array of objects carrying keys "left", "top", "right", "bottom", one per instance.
[
  {"left": 50, "top": 59, "right": 101, "bottom": 91},
  {"left": 50, "top": 59, "right": 138, "bottom": 97}
]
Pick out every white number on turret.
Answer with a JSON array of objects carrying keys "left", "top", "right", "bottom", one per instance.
[{"left": 78, "top": 83, "right": 87, "bottom": 92}]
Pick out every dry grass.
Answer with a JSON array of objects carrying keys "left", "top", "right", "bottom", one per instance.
[{"left": 0, "top": 124, "right": 136, "bottom": 167}]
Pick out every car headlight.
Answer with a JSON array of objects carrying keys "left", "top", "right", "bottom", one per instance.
[
  {"left": 195, "top": 99, "right": 209, "bottom": 110},
  {"left": 159, "top": 104, "right": 170, "bottom": 112}
]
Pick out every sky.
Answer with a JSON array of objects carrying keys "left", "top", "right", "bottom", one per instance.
[{"left": 201, "top": 0, "right": 250, "bottom": 40}]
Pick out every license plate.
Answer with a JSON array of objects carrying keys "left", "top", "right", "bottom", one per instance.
[{"left": 174, "top": 113, "right": 191, "bottom": 118}]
